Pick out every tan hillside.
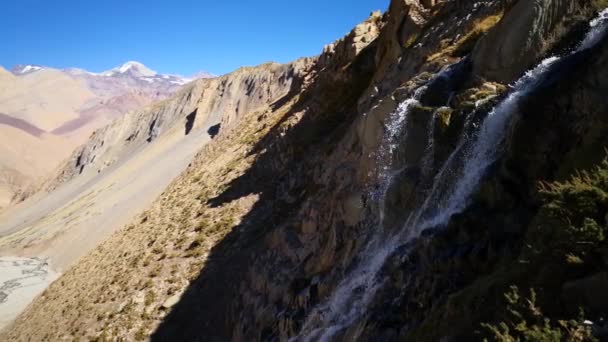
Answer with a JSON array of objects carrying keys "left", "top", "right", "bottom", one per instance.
[
  {"left": 0, "top": 125, "right": 73, "bottom": 210},
  {"left": 0, "top": 67, "right": 16, "bottom": 92},
  {"left": 0, "top": 58, "right": 311, "bottom": 271},
  {"left": 0, "top": 68, "right": 95, "bottom": 131},
  {"left": 0, "top": 11, "right": 381, "bottom": 339},
  {"left": 0, "top": 62, "right": 210, "bottom": 210},
  {"left": 0, "top": 68, "right": 93, "bottom": 207}
]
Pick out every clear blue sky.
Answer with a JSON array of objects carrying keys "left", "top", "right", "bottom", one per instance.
[{"left": 1, "top": 0, "right": 388, "bottom": 76}]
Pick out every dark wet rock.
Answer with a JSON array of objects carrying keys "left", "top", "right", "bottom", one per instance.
[
  {"left": 562, "top": 272, "right": 608, "bottom": 314},
  {"left": 472, "top": 0, "right": 597, "bottom": 83}
]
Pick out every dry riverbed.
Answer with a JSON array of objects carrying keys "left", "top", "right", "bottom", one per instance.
[{"left": 0, "top": 257, "right": 58, "bottom": 330}]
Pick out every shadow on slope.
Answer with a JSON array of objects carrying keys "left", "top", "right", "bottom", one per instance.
[{"left": 151, "top": 42, "right": 378, "bottom": 341}]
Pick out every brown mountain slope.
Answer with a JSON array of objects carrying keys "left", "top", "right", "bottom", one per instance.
[
  {"left": 0, "top": 11, "right": 382, "bottom": 340},
  {"left": 0, "top": 124, "right": 73, "bottom": 210},
  {"left": 2, "top": 1, "right": 608, "bottom": 341},
  {"left": 0, "top": 57, "right": 314, "bottom": 340},
  {"left": 0, "top": 59, "right": 306, "bottom": 270},
  {"left": 0, "top": 68, "right": 94, "bottom": 131},
  {"left": 0, "top": 63, "right": 210, "bottom": 210}
]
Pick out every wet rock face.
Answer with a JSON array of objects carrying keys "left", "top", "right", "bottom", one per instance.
[
  {"left": 472, "top": 0, "right": 596, "bottom": 83},
  {"left": 229, "top": 5, "right": 608, "bottom": 342},
  {"left": 382, "top": 166, "right": 421, "bottom": 230},
  {"left": 223, "top": 2, "right": 608, "bottom": 341},
  {"left": 506, "top": 38, "right": 608, "bottom": 184},
  {"left": 365, "top": 35, "right": 608, "bottom": 341}
]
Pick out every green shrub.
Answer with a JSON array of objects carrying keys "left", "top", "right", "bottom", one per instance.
[
  {"left": 483, "top": 158, "right": 608, "bottom": 340},
  {"left": 526, "top": 159, "right": 608, "bottom": 268},
  {"left": 482, "top": 286, "right": 596, "bottom": 342}
]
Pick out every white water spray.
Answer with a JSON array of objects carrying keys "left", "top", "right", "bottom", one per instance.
[
  {"left": 295, "top": 79, "right": 434, "bottom": 342},
  {"left": 373, "top": 85, "right": 427, "bottom": 225},
  {"left": 579, "top": 8, "right": 608, "bottom": 50},
  {"left": 409, "top": 56, "right": 559, "bottom": 232},
  {"left": 293, "top": 11, "right": 608, "bottom": 341}
]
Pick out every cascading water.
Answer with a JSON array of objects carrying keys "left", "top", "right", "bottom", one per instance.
[
  {"left": 293, "top": 65, "right": 461, "bottom": 342},
  {"left": 410, "top": 7, "right": 608, "bottom": 233},
  {"left": 373, "top": 84, "right": 428, "bottom": 225},
  {"left": 293, "top": 10, "right": 608, "bottom": 341},
  {"left": 419, "top": 106, "right": 442, "bottom": 174},
  {"left": 408, "top": 55, "right": 560, "bottom": 233},
  {"left": 292, "top": 77, "right": 436, "bottom": 342},
  {"left": 580, "top": 8, "right": 608, "bottom": 49}
]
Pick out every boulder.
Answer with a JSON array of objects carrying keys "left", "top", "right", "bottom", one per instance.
[{"left": 162, "top": 293, "right": 182, "bottom": 309}]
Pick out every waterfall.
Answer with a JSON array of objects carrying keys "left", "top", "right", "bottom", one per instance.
[
  {"left": 579, "top": 8, "right": 608, "bottom": 50},
  {"left": 420, "top": 106, "right": 443, "bottom": 175},
  {"left": 410, "top": 7, "right": 608, "bottom": 233},
  {"left": 408, "top": 56, "right": 559, "bottom": 233},
  {"left": 294, "top": 65, "right": 460, "bottom": 342},
  {"left": 373, "top": 85, "right": 427, "bottom": 225},
  {"left": 293, "top": 10, "right": 608, "bottom": 341}
]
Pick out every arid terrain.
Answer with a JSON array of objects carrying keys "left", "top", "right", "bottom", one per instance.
[
  {"left": 0, "top": 62, "right": 212, "bottom": 210},
  {"left": 1, "top": 0, "right": 608, "bottom": 341}
]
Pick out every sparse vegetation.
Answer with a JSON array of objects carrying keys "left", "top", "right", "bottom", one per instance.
[
  {"left": 148, "top": 265, "right": 161, "bottom": 278},
  {"left": 593, "top": 0, "right": 608, "bottom": 9},
  {"left": 483, "top": 286, "right": 596, "bottom": 342},
  {"left": 427, "top": 14, "right": 503, "bottom": 62},
  {"left": 483, "top": 157, "right": 608, "bottom": 339},
  {"left": 144, "top": 290, "right": 156, "bottom": 307}
]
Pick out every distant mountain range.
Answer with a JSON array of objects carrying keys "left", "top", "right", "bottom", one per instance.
[
  {"left": 12, "top": 61, "right": 214, "bottom": 84},
  {"left": 0, "top": 61, "right": 214, "bottom": 209}
]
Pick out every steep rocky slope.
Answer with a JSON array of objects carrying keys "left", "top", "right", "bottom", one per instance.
[
  {"left": 0, "top": 62, "right": 213, "bottom": 210},
  {"left": 0, "top": 58, "right": 309, "bottom": 268},
  {"left": 2, "top": 1, "right": 608, "bottom": 341},
  {"left": 0, "top": 56, "right": 309, "bottom": 331}
]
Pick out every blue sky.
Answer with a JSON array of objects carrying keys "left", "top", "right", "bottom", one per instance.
[{"left": 1, "top": 0, "right": 389, "bottom": 76}]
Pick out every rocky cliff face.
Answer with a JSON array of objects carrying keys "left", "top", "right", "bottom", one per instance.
[
  {"left": 0, "top": 62, "right": 213, "bottom": 209},
  {"left": 0, "top": 55, "right": 313, "bottom": 271},
  {"left": 2, "top": 1, "right": 608, "bottom": 341},
  {"left": 35, "top": 60, "right": 311, "bottom": 194}
]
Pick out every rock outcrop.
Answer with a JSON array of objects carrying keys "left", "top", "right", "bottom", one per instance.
[{"left": 41, "top": 60, "right": 310, "bottom": 192}]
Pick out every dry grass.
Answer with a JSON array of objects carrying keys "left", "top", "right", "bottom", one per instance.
[{"left": 427, "top": 13, "right": 503, "bottom": 62}]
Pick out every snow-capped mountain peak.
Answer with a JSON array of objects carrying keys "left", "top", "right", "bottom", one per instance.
[
  {"left": 11, "top": 65, "right": 44, "bottom": 75},
  {"left": 102, "top": 61, "right": 157, "bottom": 77}
]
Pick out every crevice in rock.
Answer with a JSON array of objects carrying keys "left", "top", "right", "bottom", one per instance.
[
  {"left": 147, "top": 119, "right": 158, "bottom": 143},
  {"left": 75, "top": 152, "right": 83, "bottom": 168},
  {"left": 185, "top": 110, "right": 197, "bottom": 135}
]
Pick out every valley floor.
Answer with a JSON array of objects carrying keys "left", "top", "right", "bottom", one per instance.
[{"left": 0, "top": 122, "right": 212, "bottom": 327}]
